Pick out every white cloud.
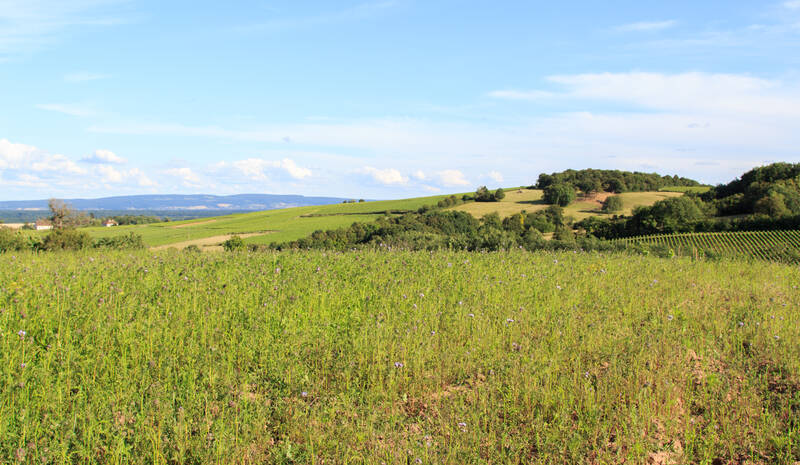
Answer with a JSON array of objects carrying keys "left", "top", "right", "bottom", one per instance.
[
  {"left": 0, "top": 1, "right": 127, "bottom": 57},
  {"left": 616, "top": 20, "right": 677, "bottom": 32},
  {"left": 360, "top": 167, "right": 408, "bottom": 185},
  {"left": 0, "top": 138, "right": 39, "bottom": 169},
  {"left": 487, "top": 171, "right": 504, "bottom": 183},
  {"left": 30, "top": 154, "right": 85, "bottom": 174},
  {"left": 64, "top": 71, "right": 110, "bottom": 82},
  {"left": 412, "top": 170, "right": 427, "bottom": 180},
  {"left": 36, "top": 103, "right": 94, "bottom": 117},
  {"left": 94, "top": 165, "right": 155, "bottom": 186},
  {"left": 280, "top": 158, "right": 312, "bottom": 179},
  {"left": 229, "top": 157, "right": 312, "bottom": 181},
  {"left": 784, "top": 0, "right": 800, "bottom": 9},
  {"left": 437, "top": 169, "right": 469, "bottom": 187},
  {"left": 81, "top": 149, "right": 127, "bottom": 164},
  {"left": 96, "top": 164, "right": 124, "bottom": 183},
  {"left": 165, "top": 167, "right": 201, "bottom": 186}
]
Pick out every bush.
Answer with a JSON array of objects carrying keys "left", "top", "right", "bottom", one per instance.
[
  {"left": 494, "top": 188, "right": 505, "bottom": 200},
  {"left": 41, "top": 228, "right": 93, "bottom": 251},
  {"left": 602, "top": 195, "right": 624, "bottom": 213},
  {"left": 543, "top": 183, "right": 576, "bottom": 206},
  {"left": 94, "top": 232, "right": 145, "bottom": 250},
  {"left": 222, "top": 235, "right": 245, "bottom": 251},
  {"left": 184, "top": 245, "right": 201, "bottom": 253},
  {"left": 0, "top": 227, "right": 27, "bottom": 252}
]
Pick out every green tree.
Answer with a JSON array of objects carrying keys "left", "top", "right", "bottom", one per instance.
[
  {"left": 475, "top": 186, "right": 495, "bottom": 202},
  {"left": 602, "top": 195, "right": 624, "bottom": 213},
  {"left": 494, "top": 188, "right": 505, "bottom": 201},
  {"left": 754, "top": 192, "right": 790, "bottom": 218},
  {"left": 543, "top": 183, "right": 576, "bottom": 206}
]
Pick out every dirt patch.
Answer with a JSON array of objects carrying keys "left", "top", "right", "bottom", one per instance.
[
  {"left": 169, "top": 219, "right": 218, "bottom": 229},
  {"left": 151, "top": 232, "right": 272, "bottom": 251}
]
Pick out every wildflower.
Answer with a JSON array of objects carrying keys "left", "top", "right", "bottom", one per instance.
[
  {"left": 556, "top": 285, "right": 562, "bottom": 290},
  {"left": 301, "top": 391, "right": 308, "bottom": 398},
  {"left": 506, "top": 318, "right": 514, "bottom": 323},
  {"left": 774, "top": 335, "right": 780, "bottom": 340},
  {"left": 468, "top": 313, "right": 474, "bottom": 318},
  {"left": 275, "top": 267, "right": 281, "bottom": 273},
  {"left": 457, "top": 422, "right": 467, "bottom": 431},
  {"left": 419, "top": 293, "right": 424, "bottom": 298},
  {"left": 412, "top": 304, "right": 417, "bottom": 309},
  {"left": 584, "top": 371, "right": 590, "bottom": 379},
  {"left": 17, "top": 330, "right": 26, "bottom": 338},
  {"left": 20, "top": 363, "right": 26, "bottom": 368},
  {"left": 667, "top": 314, "right": 674, "bottom": 321},
  {"left": 415, "top": 459, "right": 422, "bottom": 464},
  {"left": 738, "top": 321, "right": 744, "bottom": 327},
  {"left": 394, "top": 362, "right": 404, "bottom": 368},
  {"left": 430, "top": 331, "right": 436, "bottom": 336},
  {"left": 458, "top": 301, "right": 463, "bottom": 305}
]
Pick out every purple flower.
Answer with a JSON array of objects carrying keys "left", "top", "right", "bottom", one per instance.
[
  {"left": 17, "top": 330, "right": 25, "bottom": 338},
  {"left": 394, "top": 362, "right": 404, "bottom": 368},
  {"left": 301, "top": 391, "right": 308, "bottom": 398},
  {"left": 506, "top": 318, "right": 514, "bottom": 323},
  {"left": 468, "top": 313, "right": 474, "bottom": 318}
]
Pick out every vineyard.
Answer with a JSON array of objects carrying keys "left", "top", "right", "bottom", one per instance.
[{"left": 617, "top": 230, "right": 800, "bottom": 263}]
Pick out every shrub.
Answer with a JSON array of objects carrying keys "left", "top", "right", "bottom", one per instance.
[
  {"left": 0, "top": 227, "right": 27, "bottom": 252},
  {"left": 494, "top": 188, "right": 505, "bottom": 200},
  {"left": 184, "top": 245, "right": 201, "bottom": 253},
  {"left": 602, "top": 195, "right": 624, "bottom": 213},
  {"left": 94, "top": 232, "right": 145, "bottom": 250},
  {"left": 222, "top": 235, "right": 245, "bottom": 251},
  {"left": 41, "top": 228, "right": 93, "bottom": 251}
]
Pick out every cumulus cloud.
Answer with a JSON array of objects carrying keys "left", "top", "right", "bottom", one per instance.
[
  {"left": 229, "top": 157, "right": 312, "bottom": 181},
  {"left": 165, "top": 167, "right": 201, "bottom": 186},
  {"left": 81, "top": 149, "right": 127, "bottom": 164},
  {"left": 487, "top": 171, "right": 504, "bottom": 183},
  {"left": 360, "top": 167, "right": 409, "bottom": 185},
  {"left": 95, "top": 165, "right": 155, "bottom": 186},
  {"left": 437, "top": 169, "right": 469, "bottom": 187},
  {"left": 412, "top": 170, "right": 427, "bottom": 180}
]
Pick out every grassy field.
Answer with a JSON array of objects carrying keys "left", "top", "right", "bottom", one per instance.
[
  {"left": 2, "top": 249, "right": 799, "bottom": 463},
  {"left": 450, "top": 189, "right": 682, "bottom": 220},
  {"left": 618, "top": 230, "right": 800, "bottom": 263},
  {"left": 659, "top": 186, "right": 713, "bottom": 194},
  {"left": 23, "top": 193, "right": 464, "bottom": 250}
]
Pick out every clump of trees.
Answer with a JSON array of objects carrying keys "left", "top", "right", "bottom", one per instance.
[
  {"left": 222, "top": 235, "right": 245, "bottom": 251},
  {"left": 543, "top": 184, "right": 576, "bottom": 206},
  {"left": 474, "top": 186, "right": 506, "bottom": 202},
  {"left": 602, "top": 195, "right": 624, "bottom": 213},
  {"left": 535, "top": 169, "right": 699, "bottom": 193}
]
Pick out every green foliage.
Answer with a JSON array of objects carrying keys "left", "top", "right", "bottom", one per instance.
[
  {"left": 40, "top": 228, "right": 93, "bottom": 251},
  {"left": 0, "top": 227, "right": 27, "bottom": 252},
  {"left": 494, "top": 187, "right": 505, "bottom": 200},
  {"left": 536, "top": 168, "right": 698, "bottom": 192},
  {"left": 602, "top": 195, "right": 624, "bottom": 213},
  {"left": 543, "top": 183, "right": 577, "bottom": 206},
  {"left": 184, "top": 244, "right": 201, "bottom": 253},
  {"left": 222, "top": 235, "right": 245, "bottom": 251},
  {"left": 93, "top": 232, "right": 145, "bottom": 250}
]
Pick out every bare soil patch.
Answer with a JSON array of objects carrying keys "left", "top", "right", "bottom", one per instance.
[{"left": 151, "top": 232, "right": 272, "bottom": 251}]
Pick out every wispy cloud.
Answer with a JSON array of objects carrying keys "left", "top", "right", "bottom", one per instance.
[
  {"left": 0, "top": 0, "right": 128, "bottom": 57},
  {"left": 65, "top": 71, "right": 110, "bottom": 82},
  {"left": 36, "top": 103, "right": 95, "bottom": 117},
  {"left": 784, "top": 0, "right": 800, "bottom": 9},
  {"left": 236, "top": 1, "right": 398, "bottom": 33},
  {"left": 616, "top": 20, "right": 677, "bottom": 32},
  {"left": 81, "top": 149, "right": 127, "bottom": 164}
]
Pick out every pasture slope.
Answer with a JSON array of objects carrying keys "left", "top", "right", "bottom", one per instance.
[
  {"left": 52, "top": 188, "right": 683, "bottom": 250},
  {"left": 2, "top": 249, "right": 799, "bottom": 463}
]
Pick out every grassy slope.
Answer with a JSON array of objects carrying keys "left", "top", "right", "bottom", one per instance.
[
  {"left": 450, "top": 189, "right": 682, "bottom": 220},
  {"left": 1, "top": 249, "right": 798, "bottom": 463},
  {"left": 43, "top": 193, "right": 463, "bottom": 248}
]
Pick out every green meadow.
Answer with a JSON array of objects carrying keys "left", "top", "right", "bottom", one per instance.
[{"left": 2, "top": 249, "right": 798, "bottom": 463}]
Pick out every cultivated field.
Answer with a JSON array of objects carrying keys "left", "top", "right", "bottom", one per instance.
[
  {"left": 618, "top": 230, "right": 800, "bottom": 263},
  {"left": 2, "top": 249, "right": 798, "bottom": 463},
  {"left": 450, "top": 190, "right": 682, "bottom": 220}
]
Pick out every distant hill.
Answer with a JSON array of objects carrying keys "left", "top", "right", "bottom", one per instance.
[{"left": 0, "top": 194, "right": 354, "bottom": 211}]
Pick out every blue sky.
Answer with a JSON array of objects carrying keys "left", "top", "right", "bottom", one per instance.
[{"left": 2, "top": 0, "right": 800, "bottom": 200}]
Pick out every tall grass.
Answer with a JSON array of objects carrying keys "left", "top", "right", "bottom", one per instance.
[{"left": 1, "top": 250, "right": 798, "bottom": 463}]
